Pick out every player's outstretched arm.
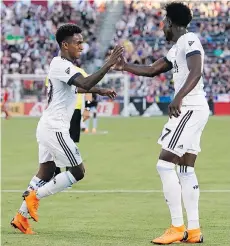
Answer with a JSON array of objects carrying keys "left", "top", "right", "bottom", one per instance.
[
  {"left": 78, "top": 87, "right": 117, "bottom": 99},
  {"left": 72, "top": 46, "right": 124, "bottom": 90},
  {"left": 168, "top": 54, "right": 202, "bottom": 118},
  {"left": 113, "top": 55, "right": 172, "bottom": 77}
]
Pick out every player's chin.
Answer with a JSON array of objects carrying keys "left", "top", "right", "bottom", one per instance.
[
  {"left": 74, "top": 55, "right": 80, "bottom": 59},
  {"left": 74, "top": 52, "right": 81, "bottom": 59}
]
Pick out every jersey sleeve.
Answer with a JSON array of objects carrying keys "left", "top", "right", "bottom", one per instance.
[
  {"left": 49, "top": 60, "right": 82, "bottom": 86},
  {"left": 75, "top": 67, "right": 88, "bottom": 77},
  {"left": 164, "top": 48, "right": 174, "bottom": 66},
  {"left": 184, "top": 33, "right": 202, "bottom": 58}
]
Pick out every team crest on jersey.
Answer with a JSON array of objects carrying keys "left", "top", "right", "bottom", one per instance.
[
  {"left": 65, "top": 67, "right": 70, "bottom": 74},
  {"left": 75, "top": 148, "right": 80, "bottom": 156},
  {"left": 188, "top": 41, "right": 194, "bottom": 46}
]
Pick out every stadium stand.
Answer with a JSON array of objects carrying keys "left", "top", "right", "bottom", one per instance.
[
  {"left": 1, "top": 0, "right": 230, "bottom": 100},
  {"left": 107, "top": 0, "right": 230, "bottom": 97},
  {"left": 1, "top": 0, "right": 105, "bottom": 75}
]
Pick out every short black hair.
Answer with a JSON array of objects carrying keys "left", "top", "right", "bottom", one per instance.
[
  {"left": 56, "top": 24, "right": 82, "bottom": 47},
  {"left": 165, "top": 2, "right": 192, "bottom": 27}
]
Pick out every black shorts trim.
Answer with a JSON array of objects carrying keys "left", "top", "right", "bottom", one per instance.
[
  {"left": 168, "top": 110, "right": 193, "bottom": 150},
  {"left": 56, "top": 132, "right": 78, "bottom": 166},
  {"left": 186, "top": 50, "right": 201, "bottom": 58},
  {"left": 67, "top": 73, "right": 81, "bottom": 86}
]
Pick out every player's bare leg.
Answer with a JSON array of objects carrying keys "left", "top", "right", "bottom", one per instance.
[
  {"left": 11, "top": 161, "right": 56, "bottom": 233},
  {"left": 177, "top": 153, "right": 203, "bottom": 243},
  {"left": 2, "top": 104, "right": 10, "bottom": 119},
  {"left": 151, "top": 149, "right": 187, "bottom": 245},
  {"left": 23, "top": 163, "right": 85, "bottom": 222}
]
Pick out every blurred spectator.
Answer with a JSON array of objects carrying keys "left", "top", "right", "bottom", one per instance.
[
  {"left": 107, "top": 0, "right": 230, "bottom": 97},
  {"left": 1, "top": 0, "right": 105, "bottom": 76},
  {"left": 1, "top": 0, "right": 230, "bottom": 100}
]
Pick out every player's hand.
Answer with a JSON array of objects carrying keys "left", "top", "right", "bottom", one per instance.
[
  {"left": 82, "top": 109, "right": 90, "bottom": 122},
  {"left": 106, "top": 45, "right": 124, "bottom": 67},
  {"left": 112, "top": 55, "right": 126, "bottom": 71},
  {"left": 98, "top": 88, "right": 117, "bottom": 99},
  {"left": 168, "top": 96, "right": 182, "bottom": 118}
]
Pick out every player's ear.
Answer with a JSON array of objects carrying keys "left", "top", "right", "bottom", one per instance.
[
  {"left": 62, "top": 41, "right": 69, "bottom": 50},
  {"left": 168, "top": 18, "right": 172, "bottom": 27}
]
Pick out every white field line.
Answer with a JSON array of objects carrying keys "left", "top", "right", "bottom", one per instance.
[{"left": 2, "top": 189, "right": 230, "bottom": 193}]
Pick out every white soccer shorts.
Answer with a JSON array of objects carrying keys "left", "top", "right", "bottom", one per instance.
[
  {"left": 36, "top": 126, "right": 83, "bottom": 168},
  {"left": 158, "top": 107, "right": 209, "bottom": 157}
]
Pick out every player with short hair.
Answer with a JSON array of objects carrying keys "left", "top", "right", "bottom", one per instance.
[
  {"left": 114, "top": 2, "right": 208, "bottom": 244},
  {"left": 11, "top": 23, "right": 123, "bottom": 234}
]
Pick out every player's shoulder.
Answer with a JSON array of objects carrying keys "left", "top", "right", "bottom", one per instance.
[
  {"left": 50, "top": 56, "right": 73, "bottom": 69},
  {"left": 182, "top": 32, "right": 201, "bottom": 44},
  {"left": 49, "top": 56, "right": 75, "bottom": 78}
]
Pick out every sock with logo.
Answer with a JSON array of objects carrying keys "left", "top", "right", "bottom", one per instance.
[
  {"left": 157, "top": 160, "right": 184, "bottom": 227},
  {"left": 18, "top": 176, "right": 47, "bottom": 217},
  {"left": 36, "top": 171, "right": 76, "bottom": 199},
  {"left": 177, "top": 165, "right": 200, "bottom": 229}
]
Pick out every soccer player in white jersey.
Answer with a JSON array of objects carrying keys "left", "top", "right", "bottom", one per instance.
[
  {"left": 114, "top": 2, "right": 208, "bottom": 244},
  {"left": 11, "top": 24, "right": 123, "bottom": 234}
]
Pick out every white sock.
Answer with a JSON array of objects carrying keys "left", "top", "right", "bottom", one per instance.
[
  {"left": 85, "top": 119, "right": 89, "bottom": 129},
  {"left": 177, "top": 165, "right": 200, "bottom": 230},
  {"left": 93, "top": 117, "right": 97, "bottom": 129},
  {"left": 36, "top": 171, "right": 76, "bottom": 199},
  {"left": 157, "top": 160, "right": 184, "bottom": 227},
  {"left": 18, "top": 176, "right": 47, "bottom": 217}
]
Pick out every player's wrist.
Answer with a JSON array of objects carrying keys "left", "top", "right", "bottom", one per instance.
[
  {"left": 123, "top": 62, "right": 128, "bottom": 71},
  {"left": 104, "top": 61, "right": 113, "bottom": 70},
  {"left": 174, "top": 93, "right": 183, "bottom": 101}
]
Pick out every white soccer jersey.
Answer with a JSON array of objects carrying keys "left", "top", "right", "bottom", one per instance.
[
  {"left": 166, "top": 32, "right": 208, "bottom": 109},
  {"left": 39, "top": 56, "right": 81, "bottom": 132}
]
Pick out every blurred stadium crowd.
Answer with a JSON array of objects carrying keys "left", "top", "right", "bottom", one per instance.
[
  {"left": 107, "top": 0, "right": 230, "bottom": 98},
  {"left": 1, "top": 0, "right": 230, "bottom": 100}
]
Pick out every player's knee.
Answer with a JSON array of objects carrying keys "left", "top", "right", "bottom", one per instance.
[
  {"left": 159, "top": 149, "right": 180, "bottom": 164},
  {"left": 69, "top": 164, "right": 85, "bottom": 181},
  {"left": 37, "top": 161, "right": 56, "bottom": 181},
  {"left": 156, "top": 159, "right": 175, "bottom": 173}
]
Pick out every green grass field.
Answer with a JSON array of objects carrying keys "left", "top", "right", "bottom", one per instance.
[{"left": 1, "top": 117, "right": 230, "bottom": 246}]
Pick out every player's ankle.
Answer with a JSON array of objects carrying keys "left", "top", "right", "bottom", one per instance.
[
  {"left": 187, "top": 220, "right": 200, "bottom": 230},
  {"left": 172, "top": 221, "right": 184, "bottom": 228}
]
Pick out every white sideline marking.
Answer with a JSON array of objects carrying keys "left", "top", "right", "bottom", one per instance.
[
  {"left": 82, "top": 130, "right": 109, "bottom": 135},
  {"left": 2, "top": 189, "right": 230, "bottom": 193}
]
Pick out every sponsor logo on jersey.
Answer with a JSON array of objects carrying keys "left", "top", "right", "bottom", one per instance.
[{"left": 173, "top": 60, "right": 178, "bottom": 73}]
